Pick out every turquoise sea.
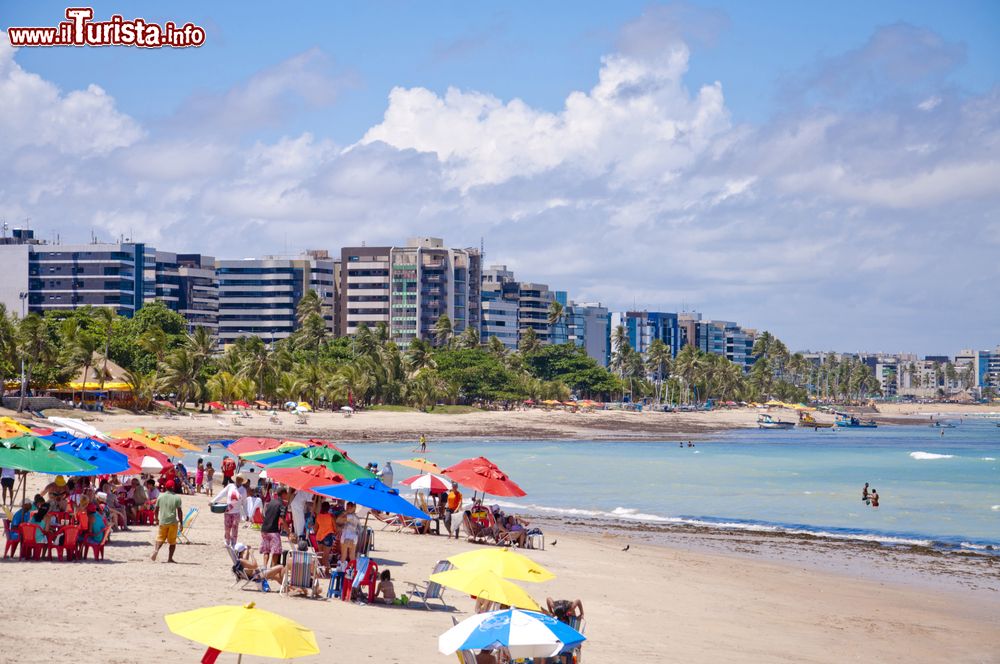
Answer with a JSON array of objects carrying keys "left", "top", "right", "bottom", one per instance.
[{"left": 200, "top": 417, "right": 1000, "bottom": 552}]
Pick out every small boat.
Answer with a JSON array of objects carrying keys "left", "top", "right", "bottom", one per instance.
[
  {"left": 798, "top": 413, "right": 834, "bottom": 428},
  {"left": 929, "top": 422, "right": 956, "bottom": 429},
  {"left": 835, "top": 415, "right": 877, "bottom": 428},
  {"left": 757, "top": 414, "right": 794, "bottom": 429}
]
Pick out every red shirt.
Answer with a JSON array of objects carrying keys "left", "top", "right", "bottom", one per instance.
[{"left": 221, "top": 458, "right": 236, "bottom": 477}]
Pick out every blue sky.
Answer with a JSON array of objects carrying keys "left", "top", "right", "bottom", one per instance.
[{"left": 1, "top": 2, "right": 998, "bottom": 353}]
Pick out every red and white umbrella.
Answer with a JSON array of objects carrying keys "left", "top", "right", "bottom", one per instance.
[{"left": 400, "top": 473, "right": 450, "bottom": 494}]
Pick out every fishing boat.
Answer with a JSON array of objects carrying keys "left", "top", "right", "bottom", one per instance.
[
  {"left": 757, "top": 414, "right": 794, "bottom": 429},
  {"left": 798, "top": 412, "right": 834, "bottom": 428},
  {"left": 835, "top": 415, "right": 877, "bottom": 428}
]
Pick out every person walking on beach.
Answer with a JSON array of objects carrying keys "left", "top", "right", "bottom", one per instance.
[
  {"left": 445, "top": 482, "right": 463, "bottom": 539},
  {"left": 151, "top": 481, "right": 183, "bottom": 563},
  {"left": 1, "top": 467, "right": 15, "bottom": 506},
  {"left": 205, "top": 462, "right": 215, "bottom": 494}
]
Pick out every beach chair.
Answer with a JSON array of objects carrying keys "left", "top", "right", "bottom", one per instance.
[
  {"left": 177, "top": 508, "right": 199, "bottom": 544},
  {"left": 563, "top": 616, "right": 586, "bottom": 663},
  {"left": 295, "top": 415, "right": 308, "bottom": 425},
  {"left": 371, "top": 510, "right": 408, "bottom": 532},
  {"left": 341, "top": 556, "right": 379, "bottom": 603},
  {"left": 282, "top": 550, "right": 323, "bottom": 598},
  {"left": 226, "top": 545, "right": 267, "bottom": 591},
  {"left": 357, "top": 526, "right": 374, "bottom": 556},
  {"left": 18, "top": 523, "right": 41, "bottom": 560},
  {"left": 406, "top": 560, "right": 453, "bottom": 609},
  {"left": 80, "top": 529, "right": 106, "bottom": 560},
  {"left": 463, "top": 507, "right": 496, "bottom": 544}
]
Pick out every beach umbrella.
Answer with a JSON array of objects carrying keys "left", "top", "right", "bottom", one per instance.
[
  {"left": 0, "top": 416, "right": 31, "bottom": 438},
  {"left": 238, "top": 441, "right": 309, "bottom": 460},
  {"left": 110, "top": 429, "right": 185, "bottom": 458},
  {"left": 446, "top": 548, "right": 555, "bottom": 583},
  {"left": 297, "top": 402, "right": 312, "bottom": 412},
  {"left": 267, "top": 446, "right": 374, "bottom": 481},
  {"left": 428, "top": 569, "right": 541, "bottom": 611},
  {"left": 443, "top": 457, "right": 526, "bottom": 497},
  {"left": 164, "top": 601, "right": 320, "bottom": 662},
  {"left": 227, "top": 437, "right": 283, "bottom": 456},
  {"left": 400, "top": 473, "right": 450, "bottom": 494},
  {"left": 313, "top": 478, "right": 431, "bottom": 520},
  {"left": 154, "top": 400, "right": 177, "bottom": 410},
  {"left": 394, "top": 457, "right": 444, "bottom": 474},
  {"left": 207, "top": 401, "right": 226, "bottom": 410},
  {"left": 266, "top": 466, "right": 346, "bottom": 495},
  {"left": 107, "top": 438, "right": 172, "bottom": 473},
  {"left": 284, "top": 401, "right": 297, "bottom": 409},
  {"left": 340, "top": 405, "right": 353, "bottom": 412},
  {"left": 294, "top": 406, "right": 310, "bottom": 415},
  {"left": 438, "top": 608, "right": 585, "bottom": 659},
  {"left": 232, "top": 400, "right": 251, "bottom": 409},
  {"left": 162, "top": 434, "right": 201, "bottom": 452},
  {"left": 52, "top": 437, "right": 131, "bottom": 476},
  {"left": 46, "top": 416, "right": 110, "bottom": 441},
  {"left": 210, "top": 439, "right": 237, "bottom": 448},
  {"left": 254, "top": 400, "right": 270, "bottom": 408},
  {"left": 0, "top": 435, "right": 97, "bottom": 474}
]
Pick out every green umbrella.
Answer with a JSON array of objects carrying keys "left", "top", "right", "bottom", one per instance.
[
  {"left": 265, "top": 446, "right": 374, "bottom": 481},
  {"left": 0, "top": 435, "right": 98, "bottom": 474}
]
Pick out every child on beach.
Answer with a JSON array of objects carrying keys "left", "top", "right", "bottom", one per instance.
[
  {"left": 375, "top": 569, "right": 407, "bottom": 605},
  {"left": 205, "top": 463, "right": 215, "bottom": 494},
  {"left": 196, "top": 459, "right": 205, "bottom": 494}
]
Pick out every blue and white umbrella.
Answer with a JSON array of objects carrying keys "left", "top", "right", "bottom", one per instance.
[{"left": 438, "top": 609, "right": 585, "bottom": 659}]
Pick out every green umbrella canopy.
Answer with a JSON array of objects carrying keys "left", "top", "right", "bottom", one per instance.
[
  {"left": 266, "top": 445, "right": 374, "bottom": 481},
  {"left": 0, "top": 435, "right": 97, "bottom": 474}
]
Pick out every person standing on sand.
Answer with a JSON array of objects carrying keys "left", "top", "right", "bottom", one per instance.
[
  {"left": 444, "top": 482, "right": 463, "bottom": 539},
  {"left": 260, "top": 487, "right": 287, "bottom": 567},
  {"left": 151, "top": 481, "right": 183, "bottom": 563},
  {"left": 221, "top": 456, "right": 236, "bottom": 487}
]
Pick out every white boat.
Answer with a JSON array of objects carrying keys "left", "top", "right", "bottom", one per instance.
[{"left": 758, "top": 414, "right": 794, "bottom": 429}]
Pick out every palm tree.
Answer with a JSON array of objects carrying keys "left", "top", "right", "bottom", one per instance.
[
  {"left": 646, "top": 338, "right": 672, "bottom": 404},
  {"left": 518, "top": 327, "right": 540, "bottom": 354},
  {"left": 138, "top": 328, "right": 170, "bottom": 365},
  {"left": 93, "top": 306, "right": 116, "bottom": 395},
  {"left": 0, "top": 305, "right": 16, "bottom": 388},
  {"left": 69, "top": 332, "right": 101, "bottom": 406},
  {"left": 457, "top": 326, "right": 480, "bottom": 349},
  {"left": 275, "top": 372, "right": 306, "bottom": 404},
  {"left": 16, "top": 313, "right": 57, "bottom": 412},
  {"left": 486, "top": 335, "right": 507, "bottom": 358},
  {"left": 158, "top": 348, "right": 200, "bottom": 409},
  {"left": 433, "top": 314, "right": 454, "bottom": 349},
  {"left": 124, "top": 369, "right": 157, "bottom": 411},
  {"left": 187, "top": 326, "right": 215, "bottom": 364},
  {"left": 405, "top": 337, "right": 436, "bottom": 373},
  {"left": 610, "top": 325, "right": 630, "bottom": 378}
]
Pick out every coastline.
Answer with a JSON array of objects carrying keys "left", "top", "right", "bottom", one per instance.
[{"left": 1, "top": 481, "right": 997, "bottom": 664}]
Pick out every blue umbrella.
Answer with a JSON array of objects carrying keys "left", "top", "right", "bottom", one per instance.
[
  {"left": 253, "top": 452, "right": 303, "bottom": 466},
  {"left": 438, "top": 609, "right": 585, "bottom": 659},
  {"left": 52, "top": 436, "right": 131, "bottom": 476},
  {"left": 209, "top": 439, "right": 237, "bottom": 448},
  {"left": 313, "top": 478, "right": 431, "bottom": 520}
]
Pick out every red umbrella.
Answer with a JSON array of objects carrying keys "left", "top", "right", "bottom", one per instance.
[
  {"left": 226, "top": 437, "right": 284, "bottom": 456},
  {"left": 107, "top": 438, "right": 172, "bottom": 474},
  {"left": 207, "top": 401, "right": 226, "bottom": 410},
  {"left": 443, "top": 457, "right": 526, "bottom": 497},
  {"left": 266, "top": 465, "right": 346, "bottom": 495},
  {"left": 232, "top": 400, "right": 251, "bottom": 409}
]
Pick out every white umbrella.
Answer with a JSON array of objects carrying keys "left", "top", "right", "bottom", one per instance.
[
  {"left": 294, "top": 406, "right": 310, "bottom": 415},
  {"left": 438, "top": 609, "right": 585, "bottom": 659},
  {"left": 340, "top": 406, "right": 354, "bottom": 412},
  {"left": 47, "top": 416, "right": 109, "bottom": 440},
  {"left": 140, "top": 456, "right": 166, "bottom": 473},
  {"left": 400, "top": 473, "right": 450, "bottom": 494}
]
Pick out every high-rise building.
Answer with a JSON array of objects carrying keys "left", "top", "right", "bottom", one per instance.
[
  {"left": 340, "top": 238, "right": 481, "bottom": 346},
  {"left": 154, "top": 251, "right": 219, "bottom": 333},
  {"left": 612, "top": 311, "right": 680, "bottom": 356},
  {"left": 566, "top": 302, "right": 610, "bottom": 366},
  {"left": 712, "top": 320, "right": 756, "bottom": 369},
  {"left": 518, "top": 281, "right": 556, "bottom": 344},
  {"left": 481, "top": 264, "right": 520, "bottom": 350},
  {"left": 217, "top": 252, "right": 336, "bottom": 345},
  {"left": 0, "top": 230, "right": 154, "bottom": 318}
]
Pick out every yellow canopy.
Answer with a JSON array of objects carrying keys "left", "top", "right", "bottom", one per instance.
[
  {"left": 447, "top": 548, "right": 555, "bottom": 583},
  {"left": 429, "top": 568, "right": 541, "bottom": 611},
  {"left": 297, "top": 402, "right": 312, "bottom": 411},
  {"left": 161, "top": 434, "right": 202, "bottom": 452},
  {"left": 164, "top": 602, "right": 320, "bottom": 660},
  {"left": 0, "top": 417, "right": 32, "bottom": 438},
  {"left": 393, "top": 458, "right": 444, "bottom": 474},
  {"left": 110, "top": 429, "right": 184, "bottom": 458}
]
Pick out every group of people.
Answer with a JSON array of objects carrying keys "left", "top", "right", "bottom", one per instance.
[
  {"left": 861, "top": 482, "right": 880, "bottom": 508},
  {"left": 7, "top": 475, "right": 120, "bottom": 553}
]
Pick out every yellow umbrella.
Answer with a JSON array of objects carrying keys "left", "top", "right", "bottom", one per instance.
[
  {"left": 111, "top": 430, "right": 184, "bottom": 458},
  {"left": 164, "top": 602, "right": 320, "bottom": 662},
  {"left": 429, "top": 568, "right": 541, "bottom": 611},
  {"left": 394, "top": 457, "right": 444, "bottom": 474},
  {"left": 239, "top": 441, "right": 309, "bottom": 459},
  {"left": 162, "top": 434, "right": 202, "bottom": 452},
  {"left": 297, "top": 402, "right": 312, "bottom": 411},
  {"left": 447, "top": 547, "right": 556, "bottom": 583}
]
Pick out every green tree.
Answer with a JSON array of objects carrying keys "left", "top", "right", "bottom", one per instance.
[
  {"left": 16, "top": 313, "right": 58, "bottom": 412},
  {"left": 518, "top": 327, "right": 540, "bottom": 354},
  {"left": 646, "top": 338, "right": 672, "bottom": 404},
  {"left": 433, "top": 314, "right": 454, "bottom": 349}
]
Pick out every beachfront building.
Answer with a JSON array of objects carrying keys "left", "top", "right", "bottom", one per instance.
[
  {"left": 217, "top": 251, "right": 337, "bottom": 345},
  {"left": 340, "top": 238, "right": 481, "bottom": 346},
  {"left": 481, "top": 264, "right": 520, "bottom": 350},
  {"left": 154, "top": 252, "right": 219, "bottom": 333},
  {"left": 612, "top": 311, "right": 681, "bottom": 357},
  {"left": 518, "top": 281, "right": 557, "bottom": 345},
  {"left": 713, "top": 320, "right": 756, "bottom": 369},
  {"left": 0, "top": 229, "right": 155, "bottom": 318},
  {"left": 566, "top": 301, "right": 611, "bottom": 366}
]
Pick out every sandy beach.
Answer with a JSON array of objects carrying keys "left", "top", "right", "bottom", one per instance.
[{"left": 1, "top": 484, "right": 997, "bottom": 664}]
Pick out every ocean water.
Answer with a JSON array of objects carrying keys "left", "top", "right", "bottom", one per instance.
[{"left": 196, "top": 417, "right": 1000, "bottom": 552}]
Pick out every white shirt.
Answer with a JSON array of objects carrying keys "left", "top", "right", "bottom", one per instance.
[
  {"left": 290, "top": 490, "right": 311, "bottom": 536},
  {"left": 1, "top": 467, "right": 15, "bottom": 479}
]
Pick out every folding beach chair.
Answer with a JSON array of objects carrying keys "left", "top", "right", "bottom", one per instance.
[
  {"left": 282, "top": 550, "right": 322, "bottom": 598},
  {"left": 464, "top": 507, "right": 496, "bottom": 544},
  {"left": 226, "top": 544, "right": 266, "bottom": 591},
  {"left": 357, "top": 526, "right": 375, "bottom": 556},
  {"left": 177, "top": 507, "right": 199, "bottom": 544},
  {"left": 405, "top": 559, "right": 453, "bottom": 609}
]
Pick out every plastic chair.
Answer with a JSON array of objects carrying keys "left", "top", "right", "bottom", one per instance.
[
  {"left": 341, "top": 556, "right": 379, "bottom": 603},
  {"left": 53, "top": 526, "right": 81, "bottom": 561},
  {"left": 3, "top": 519, "right": 19, "bottom": 558},
  {"left": 18, "top": 523, "right": 40, "bottom": 560},
  {"left": 81, "top": 529, "right": 106, "bottom": 560}
]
